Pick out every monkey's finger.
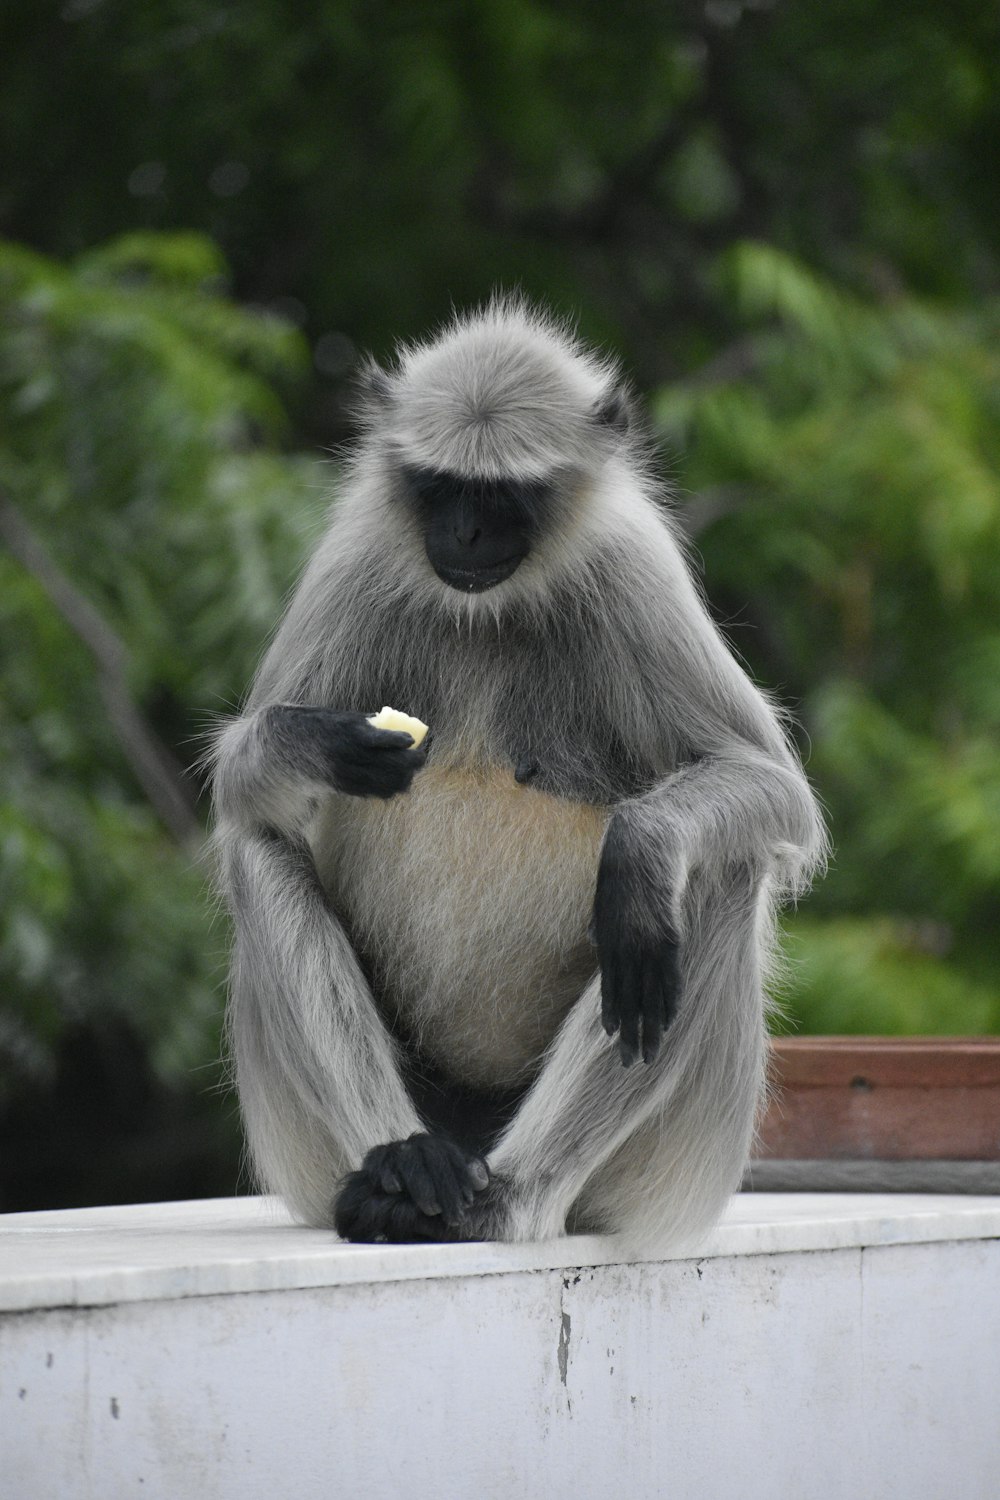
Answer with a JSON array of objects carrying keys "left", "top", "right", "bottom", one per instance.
[
  {"left": 339, "top": 741, "right": 426, "bottom": 773},
  {"left": 600, "top": 948, "right": 622, "bottom": 1036},
  {"left": 370, "top": 752, "right": 429, "bottom": 795},
  {"left": 333, "top": 1173, "right": 431, "bottom": 1243},
  {"left": 333, "top": 1170, "right": 372, "bottom": 1240},
  {"left": 398, "top": 745, "right": 431, "bottom": 770},
  {"left": 358, "top": 1143, "right": 403, "bottom": 1195},
  {"left": 426, "top": 1139, "right": 481, "bottom": 1220},
  {"left": 659, "top": 938, "right": 683, "bottom": 1027},
  {"left": 357, "top": 724, "right": 419, "bottom": 751},
  {"left": 466, "top": 1155, "right": 490, "bottom": 1192},
  {"left": 402, "top": 1135, "right": 486, "bottom": 1223},
  {"left": 640, "top": 959, "right": 664, "bottom": 1065},
  {"left": 418, "top": 1142, "right": 466, "bottom": 1220},
  {"left": 375, "top": 1157, "right": 403, "bottom": 1195},
  {"left": 337, "top": 747, "right": 428, "bottom": 799},
  {"left": 446, "top": 1143, "right": 479, "bottom": 1211},
  {"left": 446, "top": 1145, "right": 490, "bottom": 1216},
  {"left": 396, "top": 1140, "right": 443, "bottom": 1217},
  {"left": 617, "top": 958, "right": 642, "bottom": 1067},
  {"left": 383, "top": 1196, "right": 453, "bottom": 1243}
]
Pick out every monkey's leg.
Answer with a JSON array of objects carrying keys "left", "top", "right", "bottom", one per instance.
[
  {"left": 523, "top": 743, "right": 816, "bottom": 1247},
  {"left": 222, "top": 827, "right": 418, "bottom": 1222},
  {"left": 567, "top": 900, "right": 769, "bottom": 1246},
  {"left": 473, "top": 868, "right": 769, "bottom": 1246},
  {"left": 215, "top": 709, "right": 488, "bottom": 1237},
  {"left": 223, "top": 828, "right": 491, "bottom": 1237}
]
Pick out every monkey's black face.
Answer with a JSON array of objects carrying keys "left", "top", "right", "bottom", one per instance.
[{"left": 402, "top": 465, "right": 551, "bottom": 592}]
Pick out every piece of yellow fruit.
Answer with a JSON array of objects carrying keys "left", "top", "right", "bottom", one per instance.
[{"left": 367, "top": 705, "right": 429, "bottom": 748}]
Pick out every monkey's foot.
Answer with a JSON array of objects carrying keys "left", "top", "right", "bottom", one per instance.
[{"left": 333, "top": 1133, "right": 490, "bottom": 1244}]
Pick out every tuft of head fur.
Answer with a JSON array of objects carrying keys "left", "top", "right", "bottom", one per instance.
[{"left": 359, "top": 294, "right": 631, "bottom": 481}]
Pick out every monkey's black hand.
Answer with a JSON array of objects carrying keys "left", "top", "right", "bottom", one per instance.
[
  {"left": 333, "top": 1134, "right": 490, "bottom": 1244},
  {"left": 592, "top": 835, "right": 683, "bottom": 1067},
  {"left": 274, "top": 706, "right": 429, "bottom": 800}
]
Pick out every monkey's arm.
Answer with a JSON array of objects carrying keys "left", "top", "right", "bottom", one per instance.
[
  {"left": 592, "top": 734, "right": 825, "bottom": 1066},
  {"left": 617, "top": 742, "right": 827, "bottom": 898},
  {"left": 212, "top": 703, "right": 425, "bottom": 833}
]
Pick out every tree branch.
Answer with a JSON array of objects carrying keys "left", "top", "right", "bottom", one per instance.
[{"left": 0, "top": 492, "right": 203, "bottom": 853}]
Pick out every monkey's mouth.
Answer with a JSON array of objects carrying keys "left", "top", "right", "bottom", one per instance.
[{"left": 433, "top": 555, "right": 524, "bottom": 592}]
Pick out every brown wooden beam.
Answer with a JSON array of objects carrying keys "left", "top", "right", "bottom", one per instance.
[{"left": 755, "top": 1037, "right": 1000, "bottom": 1162}]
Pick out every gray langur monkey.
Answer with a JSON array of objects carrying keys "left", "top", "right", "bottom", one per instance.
[{"left": 210, "top": 298, "right": 826, "bottom": 1248}]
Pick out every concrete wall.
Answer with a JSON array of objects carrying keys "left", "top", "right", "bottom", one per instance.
[{"left": 2, "top": 1195, "right": 999, "bottom": 1500}]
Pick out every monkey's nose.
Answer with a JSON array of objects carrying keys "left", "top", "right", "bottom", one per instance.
[{"left": 454, "top": 520, "right": 481, "bottom": 547}]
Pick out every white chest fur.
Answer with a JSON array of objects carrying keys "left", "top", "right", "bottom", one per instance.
[{"left": 311, "top": 764, "right": 608, "bottom": 1087}]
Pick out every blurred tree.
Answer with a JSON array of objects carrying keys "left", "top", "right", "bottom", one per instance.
[
  {"left": 2, "top": 4, "right": 999, "bottom": 1207},
  {"left": 658, "top": 243, "right": 1000, "bottom": 1034},
  {"left": 0, "top": 232, "right": 324, "bottom": 1206},
  {"left": 3, "top": 2, "right": 998, "bottom": 432}
]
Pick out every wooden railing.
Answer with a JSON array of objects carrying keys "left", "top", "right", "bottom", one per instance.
[
  {"left": 746, "top": 1036, "right": 1000, "bottom": 1193},
  {"left": 756, "top": 1037, "right": 1000, "bottom": 1160}
]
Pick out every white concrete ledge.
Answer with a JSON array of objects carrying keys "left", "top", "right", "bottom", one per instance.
[
  {"left": 3, "top": 1191, "right": 1000, "bottom": 1313},
  {"left": 3, "top": 1195, "right": 1000, "bottom": 1500}
]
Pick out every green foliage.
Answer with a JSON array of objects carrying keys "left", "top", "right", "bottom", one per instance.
[
  {"left": 4, "top": 2, "right": 998, "bottom": 391},
  {"left": 0, "top": 233, "right": 324, "bottom": 1103},
  {"left": 3, "top": 6, "right": 1000, "bottom": 1205},
  {"left": 657, "top": 244, "right": 1000, "bottom": 1034},
  {"left": 779, "top": 917, "right": 997, "bottom": 1037}
]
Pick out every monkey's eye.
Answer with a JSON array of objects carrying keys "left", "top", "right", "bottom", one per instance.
[
  {"left": 400, "top": 464, "right": 552, "bottom": 530},
  {"left": 401, "top": 465, "right": 456, "bottom": 507}
]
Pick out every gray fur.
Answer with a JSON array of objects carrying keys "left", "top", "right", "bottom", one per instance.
[{"left": 210, "top": 297, "right": 827, "bottom": 1246}]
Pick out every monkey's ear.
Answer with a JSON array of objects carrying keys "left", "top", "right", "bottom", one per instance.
[{"left": 592, "top": 386, "right": 631, "bottom": 436}]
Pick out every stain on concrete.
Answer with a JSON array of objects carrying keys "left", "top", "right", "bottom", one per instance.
[{"left": 557, "top": 1307, "right": 572, "bottom": 1388}]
